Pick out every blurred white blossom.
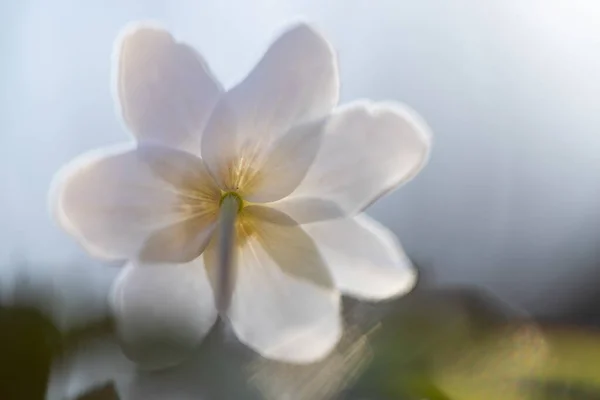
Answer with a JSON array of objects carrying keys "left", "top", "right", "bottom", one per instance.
[{"left": 49, "top": 21, "right": 431, "bottom": 367}]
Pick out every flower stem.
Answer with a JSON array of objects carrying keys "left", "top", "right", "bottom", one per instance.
[{"left": 216, "top": 193, "right": 240, "bottom": 314}]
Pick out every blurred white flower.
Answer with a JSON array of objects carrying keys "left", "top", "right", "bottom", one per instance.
[{"left": 49, "top": 21, "right": 431, "bottom": 367}]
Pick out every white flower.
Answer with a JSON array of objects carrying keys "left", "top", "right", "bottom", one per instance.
[{"left": 49, "top": 21, "right": 432, "bottom": 368}]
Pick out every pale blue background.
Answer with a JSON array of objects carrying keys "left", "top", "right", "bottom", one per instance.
[{"left": 1, "top": 0, "right": 600, "bottom": 324}]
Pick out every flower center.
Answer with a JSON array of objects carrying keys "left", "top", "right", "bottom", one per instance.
[{"left": 219, "top": 191, "right": 244, "bottom": 213}]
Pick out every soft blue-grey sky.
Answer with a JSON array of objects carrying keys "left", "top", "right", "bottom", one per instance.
[{"left": 2, "top": 0, "right": 600, "bottom": 321}]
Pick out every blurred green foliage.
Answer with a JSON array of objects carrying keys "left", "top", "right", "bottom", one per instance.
[
  {"left": 0, "top": 303, "right": 114, "bottom": 400},
  {"left": 347, "top": 289, "right": 600, "bottom": 400},
  {"left": 0, "top": 305, "right": 60, "bottom": 399}
]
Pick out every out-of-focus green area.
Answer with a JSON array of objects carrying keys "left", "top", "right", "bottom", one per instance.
[
  {"left": 0, "top": 305, "right": 60, "bottom": 400},
  {"left": 1, "top": 288, "right": 599, "bottom": 399},
  {"left": 347, "top": 290, "right": 600, "bottom": 399},
  {"left": 0, "top": 303, "right": 117, "bottom": 399}
]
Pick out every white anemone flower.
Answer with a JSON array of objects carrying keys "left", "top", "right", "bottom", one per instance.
[{"left": 50, "top": 21, "right": 432, "bottom": 368}]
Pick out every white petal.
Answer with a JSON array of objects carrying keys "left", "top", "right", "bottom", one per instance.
[
  {"left": 264, "top": 197, "right": 345, "bottom": 224},
  {"left": 304, "top": 214, "right": 417, "bottom": 300},
  {"left": 230, "top": 22, "right": 338, "bottom": 135},
  {"left": 114, "top": 23, "right": 222, "bottom": 152},
  {"left": 50, "top": 143, "right": 220, "bottom": 261},
  {"left": 110, "top": 260, "right": 218, "bottom": 370},
  {"left": 138, "top": 216, "right": 217, "bottom": 264},
  {"left": 201, "top": 23, "right": 338, "bottom": 200},
  {"left": 241, "top": 207, "right": 335, "bottom": 287},
  {"left": 227, "top": 215, "right": 341, "bottom": 363},
  {"left": 281, "top": 101, "right": 432, "bottom": 218},
  {"left": 242, "top": 120, "right": 326, "bottom": 203}
]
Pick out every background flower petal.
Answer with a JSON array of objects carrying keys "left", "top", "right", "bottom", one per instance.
[
  {"left": 201, "top": 23, "right": 338, "bottom": 199},
  {"left": 283, "top": 101, "right": 432, "bottom": 218},
  {"left": 50, "top": 143, "right": 220, "bottom": 260},
  {"left": 304, "top": 214, "right": 418, "bottom": 300},
  {"left": 115, "top": 23, "right": 222, "bottom": 153},
  {"left": 110, "top": 260, "right": 218, "bottom": 370},
  {"left": 227, "top": 219, "right": 341, "bottom": 363}
]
